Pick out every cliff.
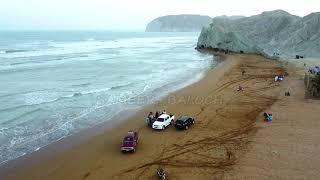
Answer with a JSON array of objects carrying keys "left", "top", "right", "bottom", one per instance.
[
  {"left": 145, "top": 15, "right": 212, "bottom": 32},
  {"left": 197, "top": 10, "right": 320, "bottom": 58},
  {"left": 305, "top": 74, "right": 320, "bottom": 98}
]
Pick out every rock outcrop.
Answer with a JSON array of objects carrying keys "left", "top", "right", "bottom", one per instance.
[
  {"left": 197, "top": 10, "right": 320, "bottom": 58},
  {"left": 305, "top": 74, "right": 320, "bottom": 98},
  {"left": 146, "top": 15, "right": 212, "bottom": 32},
  {"left": 215, "top": 15, "right": 245, "bottom": 20}
]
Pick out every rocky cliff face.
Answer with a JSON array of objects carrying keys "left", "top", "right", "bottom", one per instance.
[
  {"left": 146, "top": 15, "right": 212, "bottom": 32},
  {"left": 197, "top": 10, "right": 320, "bottom": 58},
  {"left": 305, "top": 74, "right": 320, "bottom": 98}
]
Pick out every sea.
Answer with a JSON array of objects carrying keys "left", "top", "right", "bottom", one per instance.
[{"left": 0, "top": 31, "right": 214, "bottom": 165}]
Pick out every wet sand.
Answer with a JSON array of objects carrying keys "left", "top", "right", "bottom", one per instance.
[{"left": 1, "top": 54, "right": 319, "bottom": 180}]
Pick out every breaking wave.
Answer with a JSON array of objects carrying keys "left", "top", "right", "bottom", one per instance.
[
  {"left": 0, "top": 49, "right": 31, "bottom": 54},
  {"left": 0, "top": 31, "right": 212, "bottom": 166}
]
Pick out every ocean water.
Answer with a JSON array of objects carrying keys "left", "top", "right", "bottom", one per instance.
[{"left": 0, "top": 31, "right": 214, "bottom": 164}]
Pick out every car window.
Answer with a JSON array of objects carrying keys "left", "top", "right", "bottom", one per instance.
[
  {"left": 124, "top": 137, "right": 134, "bottom": 141},
  {"left": 176, "top": 120, "right": 184, "bottom": 124},
  {"left": 157, "top": 118, "right": 164, "bottom": 122}
]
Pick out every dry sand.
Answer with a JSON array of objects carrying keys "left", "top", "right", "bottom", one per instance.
[
  {"left": 225, "top": 59, "right": 320, "bottom": 180},
  {"left": 1, "top": 54, "right": 319, "bottom": 180}
]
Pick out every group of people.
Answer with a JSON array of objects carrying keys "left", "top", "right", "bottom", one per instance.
[
  {"left": 274, "top": 74, "right": 285, "bottom": 82},
  {"left": 309, "top": 66, "right": 320, "bottom": 75},
  {"left": 295, "top": 55, "right": 304, "bottom": 59},
  {"left": 237, "top": 85, "right": 244, "bottom": 91},
  {"left": 264, "top": 112, "right": 273, "bottom": 122},
  {"left": 273, "top": 52, "right": 280, "bottom": 56},
  {"left": 146, "top": 110, "right": 166, "bottom": 127}
]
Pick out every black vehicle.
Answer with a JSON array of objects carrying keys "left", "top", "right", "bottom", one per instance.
[{"left": 174, "top": 116, "right": 195, "bottom": 130}]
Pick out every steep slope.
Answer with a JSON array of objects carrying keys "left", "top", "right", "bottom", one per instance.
[
  {"left": 145, "top": 15, "right": 212, "bottom": 32},
  {"left": 197, "top": 10, "right": 320, "bottom": 58}
]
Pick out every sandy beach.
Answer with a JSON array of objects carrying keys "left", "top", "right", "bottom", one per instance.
[{"left": 1, "top": 54, "right": 319, "bottom": 180}]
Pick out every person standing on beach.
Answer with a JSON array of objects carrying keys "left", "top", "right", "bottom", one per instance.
[
  {"left": 237, "top": 85, "right": 244, "bottom": 91},
  {"left": 147, "top": 112, "right": 154, "bottom": 127},
  {"left": 155, "top": 111, "right": 159, "bottom": 119},
  {"left": 148, "top": 112, "right": 154, "bottom": 120}
]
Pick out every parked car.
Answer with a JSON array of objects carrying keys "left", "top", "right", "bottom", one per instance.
[
  {"left": 121, "top": 131, "right": 138, "bottom": 153},
  {"left": 174, "top": 116, "right": 195, "bottom": 130},
  {"left": 152, "top": 113, "right": 175, "bottom": 130}
]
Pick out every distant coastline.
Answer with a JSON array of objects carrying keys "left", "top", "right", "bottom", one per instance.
[{"left": 145, "top": 14, "right": 212, "bottom": 32}]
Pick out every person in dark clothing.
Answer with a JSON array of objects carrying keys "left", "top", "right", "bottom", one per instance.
[
  {"left": 147, "top": 112, "right": 154, "bottom": 127},
  {"left": 148, "top": 112, "right": 154, "bottom": 121},
  {"left": 263, "top": 112, "right": 273, "bottom": 121},
  {"left": 155, "top": 111, "right": 159, "bottom": 119}
]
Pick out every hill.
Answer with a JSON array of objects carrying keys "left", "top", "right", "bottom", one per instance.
[
  {"left": 197, "top": 10, "right": 320, "bottom": 58},
  {"left": 145, "top": 15, "right": 212, "bottom": 32}
]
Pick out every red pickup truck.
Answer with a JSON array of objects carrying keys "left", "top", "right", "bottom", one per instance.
[{"left": 120, "top": 131, "right": 138, "bottom": 153}]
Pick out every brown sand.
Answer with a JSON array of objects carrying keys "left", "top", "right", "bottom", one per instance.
[
  {"left": 1, "top": 54, "right": 318, "bottom": 180},
  {"left": 224, "top": 60, "right": 320, "bottom": 180}
]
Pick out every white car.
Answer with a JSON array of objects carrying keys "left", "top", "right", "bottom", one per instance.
[{"left": 152, "top": 114, "right": 175, "bottom": 130}]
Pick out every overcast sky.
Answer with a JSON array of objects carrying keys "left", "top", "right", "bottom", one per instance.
[{"left": 0, "top": 0, "right": 319, "bottom": 31}]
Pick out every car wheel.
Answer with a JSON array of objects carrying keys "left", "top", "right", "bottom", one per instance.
[
  {"left": 185, "top": 125, "right": 189, "bottom": 130},
  {"left": 132, "top": 148, "right": 136, "bottom": 153},
  {"left": 162, "top": 126, "right": 165, "bottom": 130},
  {"left": 192, "top": 120, "right": 195, "bottom": 124}
]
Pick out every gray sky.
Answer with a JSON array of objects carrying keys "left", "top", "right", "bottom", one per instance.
[{"left": 0, "top": 0, "right": 319, "bottom": 31}]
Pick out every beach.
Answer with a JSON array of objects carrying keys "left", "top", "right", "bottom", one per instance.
[
  {"left": 0, "top": 32, "right": 212, "bottom": 164},
  {"left": 225, "top": 59, "right": 320, "bottom": 179},
  {"left": 1, "top": 54, "right": 320, "bottom": 180}
]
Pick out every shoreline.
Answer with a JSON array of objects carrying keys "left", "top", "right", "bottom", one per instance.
[
  {"left": 0, "top": 51, "right": 215, "bottom": 168},
  {"left": 0, "top": 108, "right": 138, "bottom": 174},
  {"left": 0, "top": 52, "right": 219, "bottom": 174},
  {"left": 1, "top": 54, "right": 289, "bottom": 179},
  {"left": 0, "top": 32, "right": 210, "bottom": 168},
  {"left": 0, "top": 52, "right": 223, "bottom": 177}
]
